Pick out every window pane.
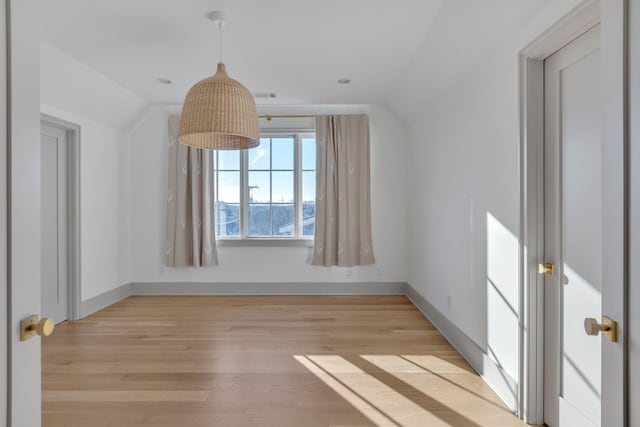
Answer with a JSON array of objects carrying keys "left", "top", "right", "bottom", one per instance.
[
  {"left": 272, "top": 204, "right": 294, "bottom": 236},
  {"left": 302, "top": 137, "right": 316, "bottom": 170},
  {"left": 302, "top": 202, "right": 315, "bottom": 236},
  {"left": 218, "top": 150, "right": 240, "bottom": 170},
  {"left": 248, "top": 171, "right": 270, "bottom": 203},
  {"left": 215, "top": 132, "right": 317, "bottom": 240},
  {"left": 248, "top": 204, "right": 270, "bottom": 236},
  {"left": 271, "top": 137, "right": 294, "bottom": 170},
  {"left": 216, "top": 203, "right": 240, "bottom": 237},
  {"left": 249, "top": 138, "right": 270, "bottom": 170},
  {"left": 302, "top": 171, "right": 315, "bottom": 203},
  {"left": 272, "top": 171, "right": 294, "bottom": 203},
  {"left": 217, "top": 171, "right": 240, "bottom": 204}
]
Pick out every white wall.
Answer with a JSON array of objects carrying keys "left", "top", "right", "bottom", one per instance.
[
  {"left": 129, "top": 105, "right": 409, "bottom": 285},
  {"left": 404, "top": 0, "right": 583, "bottom": 406},
  {"left": 41, "top": 38, "right": 409, "bottom": 295},
  {"left": 630, "top": 0, "right": 639, "bottom": 425},
  {"left": 407, "top": 54, "right": 520, "bottom": 390},
  {"left": 40, "top": 42, "right": 144, "bottom": 301}
]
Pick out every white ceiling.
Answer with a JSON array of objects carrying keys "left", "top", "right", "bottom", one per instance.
[
  {"left": 40, "top": 0, "right": 552, "bottom": 119},
  {"left": 40, "top": 0, "right": 445, "bottom": 106}
]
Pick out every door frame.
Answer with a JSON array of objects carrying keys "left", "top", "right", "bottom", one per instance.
[
  {"left": 40, "top": 114, "right": 81, "bottom": 322},
  {"left": 518, "top": 0, "right": 629, "bottom": 425}
]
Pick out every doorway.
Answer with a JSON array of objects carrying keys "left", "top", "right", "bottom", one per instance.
[
  {"left": 39, "top": 115, "right": 81, "bottom": 323},
  {"left": 519, "top": 1, "right": 628, "bottom": 426}
]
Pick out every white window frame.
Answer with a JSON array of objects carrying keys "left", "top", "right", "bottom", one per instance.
[{"left": 215, "top": 129, "right": 315, "bottom": 245}]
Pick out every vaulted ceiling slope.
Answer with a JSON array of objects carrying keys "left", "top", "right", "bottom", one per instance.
[
  {"left": 41, "top": 42, "right": 148, "bottom": 130},
  {"left": 40, "top": 0, "right": 552, "bottom": 123},
  {"left": 388, "top": 0, "right": 553, "bottom": 122}
]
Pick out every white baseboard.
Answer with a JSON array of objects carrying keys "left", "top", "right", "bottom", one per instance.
[
  {"left": 405, "top": 283, "right": 519, "bottom": 412},
  {"left": 78, "top": 281, "right": 404, "bottom": 318},
  {"left": 131, "top": 281, "right": 407, "bottom": 295},
  {"left": 80, "top": 283, "right": 132, "bottom": 318}
]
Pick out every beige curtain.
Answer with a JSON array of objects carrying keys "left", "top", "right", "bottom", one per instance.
[
  {"left": 165, "top": 115, "right": 218, "bottom": 267},
  {"left": 312, "top": 114, "right": 375, "bottom": 267}
]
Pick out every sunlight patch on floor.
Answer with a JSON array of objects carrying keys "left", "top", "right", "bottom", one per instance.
[
  {"left": 364, "top": 355, "right": 524, "bottom": 426},
  {"left": 293, "top": 355, "right": 399, "bottom": 427},
  {"left": 295, "top": 355, "right": 455, "bottom": 427},
  {"left": 295, "top": 354, "right": 528, "bottom": 427}
]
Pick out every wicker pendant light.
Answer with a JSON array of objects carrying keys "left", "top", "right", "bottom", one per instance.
[{"left": 178, "top": 12, "right": 259, "bottom": 150}]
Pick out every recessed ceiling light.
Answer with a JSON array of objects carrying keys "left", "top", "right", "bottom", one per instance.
[
  {"left": 337, "top": 78, "right": 351, "bottom": 85},
  {"left": 157, "top": 78, "right": 172, "bottom": 85}
]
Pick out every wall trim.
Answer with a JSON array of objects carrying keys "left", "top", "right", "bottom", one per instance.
[
  {"left": 131, "top": 281, "right": 406, "bottom": 296},
  {"left": 405, "top": 283, "right": 519, "bottom": 413},
  {"left": 80, "top": 283, "right": 132, "bottom": 318},
  {"left": 78, "top": 282, "right": 405, "bottom": 318}
]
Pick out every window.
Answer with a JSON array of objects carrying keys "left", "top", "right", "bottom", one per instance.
[{"left": 214, "top": 132, "right": 316, "bottom": 240}]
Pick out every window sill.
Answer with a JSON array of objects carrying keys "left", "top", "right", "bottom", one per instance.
[{"left": 216, "top": 239, "right": 314, "bottom": 248}]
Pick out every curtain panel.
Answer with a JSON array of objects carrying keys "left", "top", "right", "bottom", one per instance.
[
  {"left": 165, "top": 115, "right": 218, "bottom": 267},
  {"left": 312, "top": 114, "right": 375, "bottom": 267}
]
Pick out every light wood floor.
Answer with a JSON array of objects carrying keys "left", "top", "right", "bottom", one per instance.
[{"left": 42, "top": 296, "right": 528, "bottom": 427}]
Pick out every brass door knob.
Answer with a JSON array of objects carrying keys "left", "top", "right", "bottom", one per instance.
[
  {"left": 20, "top": 315, "right": 55, "bottom": 341},
  {"left": 584, "top": 318, "right": 607, "bottom": 335},
  {"left": 538, "top": 263, "right": 554, "bottom": 275},
  {"left": 584, "top": 316, "right": 617, "bottom": 342},
  {"left": 36, "top": 318, "right": 55, "bottom": 337}
]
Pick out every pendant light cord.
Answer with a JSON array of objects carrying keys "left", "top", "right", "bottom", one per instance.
[{"left": 218, "top": 21, "right": 223, "bottom": 63}]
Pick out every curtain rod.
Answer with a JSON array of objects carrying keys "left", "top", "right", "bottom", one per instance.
[{"left": 258, "top": 114, "right": 315, "bottom": 121}]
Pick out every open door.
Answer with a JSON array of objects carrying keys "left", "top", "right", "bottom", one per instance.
[
  {"left": 7, "top": 0, "right": 44, "bottom": 425},
  {"left": 535, "top": 3, "right": 628, "bottom": 426},
  {"left": 1, "top": 0, "right": 8, "bottom": 423},
  {"left": 543, "top": 24, "right": 606, "bottom": 427},
  {"left": 598, "top": 3, "right": 628, "bottom": 426},
  {"left": 520, "top": 1, "right": 628, "bottom": 425}
]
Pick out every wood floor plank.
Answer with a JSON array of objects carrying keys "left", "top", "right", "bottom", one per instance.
[
  {"left": 43, "top": 390, "right": 210, "bottom": 402},
  {"left": 42, "top": 296, "right": 528, "bottom": 427}
]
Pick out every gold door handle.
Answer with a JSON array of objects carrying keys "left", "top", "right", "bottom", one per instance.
[
  {"left": 584, "top": 316, "right": 617, "bottom": 342},
  {"left": 20, "top": 315, "right": 55, "bottom": 341},
  {"left": 538, "top": 263, "right": 554, "bottom": 275}
]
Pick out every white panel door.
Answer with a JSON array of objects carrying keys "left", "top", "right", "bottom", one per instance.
[
  {"left": 543, "top": 25, "right": 605, "bottom": 427},
  {"left": 40, "top": 124, "right": 68, "bottom": 323},
  {"left": 0, "top": 0, "right": 7, "bottom": 422},
  {"left": 8, "top": 0, "right": 42, "bottom": 426}
]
